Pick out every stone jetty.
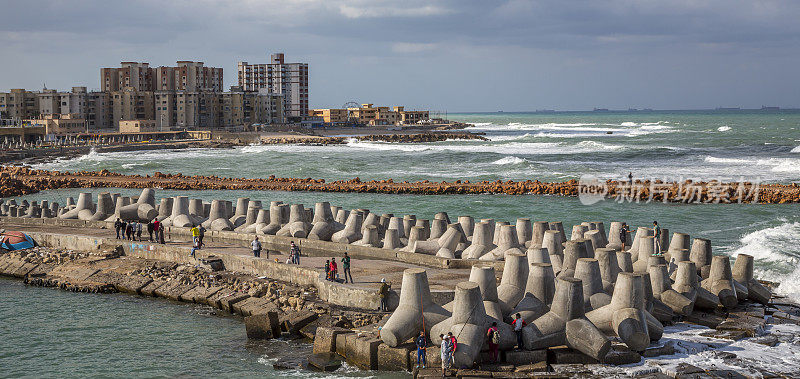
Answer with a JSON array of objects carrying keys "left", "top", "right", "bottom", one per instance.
[
  {"left": 2, "top": 166, "right": 799, "bottom": 203},
  {"left": 1, "top": 187, "right": 796, "bottom": 377}
]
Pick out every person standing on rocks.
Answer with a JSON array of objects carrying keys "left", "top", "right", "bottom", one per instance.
[
  {"left": 512, "top": 313, "right": 527, "bottom": 350},
  {"left": 342, "top": 252, "right": 353, "bottom": 283},
  {"left": 114, "top": 218, "right": 123, "bottom": 239},
  {"left": 487, "top": 322, "right": 500, "bottom": 363},
  {"left": 653, "top": 221, "right": 662, "bottom": 255},
  {"left": 378, "top": 278, "right": 390, "bottom": 311},
  {"left": 440, "top": 334, "right": 453, "bottom": 375},
  {"left": 415, "top": 331, "right": 427, "bottom": 369},
  {"left": 251, "top": 236, "right": 262, "bottom": 258},
  {"left": 620, "top": 222, "right": 629, "bottom": 251}
]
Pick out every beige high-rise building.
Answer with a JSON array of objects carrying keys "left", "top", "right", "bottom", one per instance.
[
  {"left": 111, "top": 88, "right": 155, "bottom": 128},
  {"left": 102, "top": 61, "right": 223, "bottom": 92},
  {"left": 36, "top": 87, "right": 112, "bottom": 130},
  {"left": 237, "top": 53, "right": 308, "bottom": 120},
  {"left": 0, "top": 89, "right": 40, "bottom": 119}
]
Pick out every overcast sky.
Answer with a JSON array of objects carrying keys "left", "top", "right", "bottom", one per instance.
[{"left": 1, "top": 0, "right": 799, "bottom": 111}]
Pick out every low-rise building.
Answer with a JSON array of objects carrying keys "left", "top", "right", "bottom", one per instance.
[
  {"left": 309, "top": 108, "right": 348, "bottom": 123},
  {"left": 0, "top": 89, "right": 40, "bottom": 120},
  {"left": 27, "top": 113, "right": 86, "bottom": 135},
  {"left": 310, "top": 103, "right": 430, "bottom": 126},
  {"left": 119, "top": 119, "right": 158, "bottom": 133}
]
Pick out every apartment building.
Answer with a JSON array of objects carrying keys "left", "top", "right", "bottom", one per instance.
[
  {"left": 153, "top": 87, "right": 284, "bottom": 130},
  {"left": 0, "top": 89, "right": 40, "bottom": 119},
  {"left": 237, "top": 53, "right": 308, "bottom": 120},
  {"left": 111, "top": 88, "right": 156, "bottom": 127},
  {"left": 26, "top": 113, "right": 85, "bottom": 135},
  {"left": 102, "top": 61, "right": 223, "bottom": 92},
  {"left": 310, "top": 103, "right": 430, "bottom": 125}
]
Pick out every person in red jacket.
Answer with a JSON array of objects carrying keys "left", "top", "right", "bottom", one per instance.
[
  {"left": 329, "top": 258, "right": 338, "bottom": 282},
  {"left": 512, "top": 313, "right": 527, "bottom": 350}
]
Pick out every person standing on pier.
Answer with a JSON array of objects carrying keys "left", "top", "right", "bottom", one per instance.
[
  {"left": 487, "top": 322, "right": 500, "bottom": 363},
  {"left": 653, "top": 221, "right": 662, "bottom": 255},
  {"left": 136, "top": 222, "right": 142, "bottom": 241},
  {"left": 158, "top": 222, "right": 165, "bottom": 244},
  {"left": 342, "top": 252, "right": 353, "bottom": 283},
  {"left": 290, "top": 241, "right": 300, "bottom": 264},
  {"left": 440, "top": 334, "right": 453, "bottom": 375},
  {"left": 414, "top": 331, "right": 427, "bottom": 369},
  {"left": 329, "top": 258, "right": 338, "bottom": 282},
  {"left": 147, "top": 220, "right": 154, "bottom": 242},
  {"left": 114, "top": 218, "right": 122, "bottom": 239},
  {"left": 512, "top": 313, "right": 527, "bottom": 350},
  {"left": 251, "top": 236, "right": 262, "bottom": 258},
  {"left": 378, "top": 278, "right": 390, "bottom": 311}
]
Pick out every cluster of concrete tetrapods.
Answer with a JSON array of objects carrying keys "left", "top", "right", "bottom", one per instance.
[{"left": 379, "top": 222, "right": 772, "bottom": 367}]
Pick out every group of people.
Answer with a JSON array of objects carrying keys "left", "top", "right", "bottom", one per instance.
[
  {"left": 415, "top": 331, "right": 460, "bottom": 375},
  {"left": 618, "top": 220, "right": 664, "bottom": 255},
  {"left": 324, "top": 252, "right": 354, "bottom": 283},
  {"left": 190, "top": 225, "right": 206, "bottom": 249},
  {"left": 114, "top": 218, "right": 165, "bottom": 244}
]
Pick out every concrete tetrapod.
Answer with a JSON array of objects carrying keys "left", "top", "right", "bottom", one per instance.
[
  {"left": 277, "top": 204, "right": 311, "bottom": 238},
  {"left": 542, "top": 230, "right": 565, "bottom": 274},
  {"left": 700, "top": 255, "right": 738, "bottom": 309},
  {"left": 492, "top": 221, "right": 509, "bottom": 246},
  {"left": 574, "top": 258, "right": 612, "bottom": 311},
  {"left": 672, "top": 261, "right": 720, "bottom": 311},
  {"left": 667, "top": 232, "right": 691, "bottom": 260},
  {"left": 402, "top": 215, "right": 416, "bottom": 237},
  {"left": 155, "top": 198, "right": 173, "bottom": 222},
  {"left": 189, "top": 199, "right": 206, "bottom": 221},
  {"left": 331, "top": 211, "right": 363, "bottom": 244},
  {"left": 531, "top": 221, "right": 550, "bottom": 249},
  {"left": 520, "top": 277, "right": 585, "bottom": 350},
  {"left": 606, "top": 222, "right": 627, "bottom": 251},
  {"left": 516, "top": 218, "right": 532, "bottom": 247},
  {"left": 690, "top": 238, "right": 714, "bottom": 278},
  {"left": 166, "top": 196, "right": 192, "bottom": 228},
  {"left": 117, "top": 189, "right": 158, "bottom": 222},
  {"left": 571, "top": 224, "right": 588, "bottom": 241},
  {"left": 617, "top": 251, "right": 634, "bottom": 273},
  {"left": 229, "top": 198, "right": 250, "bottom": 227},
  {"left": 565, "top": 318, "right": 612, "bottom": 362},
  {"left": 732, "top": 254, "right": 771, "bottom": 304},
  {"left": 334, "top": 208, "right": 347, "bottom": 224},
  {"left": 105, "top": 196, "right": 131, "bottom": 222},
  {"left": 354, "top": 225, "right": 380, "bottom": 247},
  {"left": 88, "top": 192, "right": 114, "bottom": 221},
  {"left": 527, "top": 247, "right": 551, "bottom": 265},
  {"left": 234, "top": 205, "right": 260, "bottom": 232},
  {"left": 204, "top": 200, "right": 234, "bottom": 231},
  {"left": 648, "top": 264, "right": 694, "bottom": 316},
  {"left": 308, "top": 202, "right": 336, "bottom": 241},
  {"left": 59, "top": 192, "right": 92, "bottom": 219},
  {"left": 549, "top": 222, "right": 567, "bottom": 244},
  {"left": 585, "top": 272, "right": 651, "bottom": 351},
  {"left": 434, "top": 211, "right": 451, "bottom": 225},
  {"left": 629, "top": 227, "right": 653, "bottom": 261},
  {"left": 632, "top": 236, "right": 656, "bottom": 273},
  {"left": 387, "top": 216, "right": 405, "bottom": 240},
  {"left": 513, "top": 262, "right": 554, "bottom": 323},
  {"left": 595, "top": 248, "right": 621, "bottom": 293},
  {"left": 262, "top": 202, "right": 287, "bottom": 235},
  {"left": 584, "top": 230, "right": 605, "bottom": 253},
  {"left": 429, "top": 219, "right": 446, "bottom": 240},
  {"left": 380, "top": 268, "right": 451, "bottom": 347},
  {"left": 482, "top": 224, "right": 522, "bottom": 261},
  {"left": 382, "top": 228, "right": 402, "bottom": 250},
  {"left": 461, "top": 222, "right": 496, "bottom": 260},
  {"left": 458, "top": 216, "right": 474, "bottom": 239},
  {"left": 496, "top": 252, "right": 529, "bottom": 316},
  {"left": 561, "top": 240, "right": 590, "bottom": 277},
  {"left": 444, "top": 265, "right": 504, "bottom": 320},
  {"left": 244, "top": 209, "right": 269, "bottom": 234},
  {"left": 414, "top": 219, "right": 431, "bottom": 241}
]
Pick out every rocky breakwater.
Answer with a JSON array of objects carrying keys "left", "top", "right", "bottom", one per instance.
[
  {"left": 0, "top": 245, "right": 387, "bottom": 343},
  {"left": 2, "top": 166, "right": 799, "bottom": 204},
  {"left": 260, "top": 131, "right": 487, "bottom": 145}
]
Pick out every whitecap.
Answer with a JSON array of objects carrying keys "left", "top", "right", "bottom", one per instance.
[
  {"left": 791, "top": 146, "right": 800, "bottom": 153},
  {"left": 718, "top": 126, "right": 732, "bottom": 131},
  {"left": 492, "top": 156, "right": 528, "bottom": 165}
]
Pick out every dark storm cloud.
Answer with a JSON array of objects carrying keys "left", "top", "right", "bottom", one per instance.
[{"left": 1, "top": 0, "right": 798, "bottom": 110}]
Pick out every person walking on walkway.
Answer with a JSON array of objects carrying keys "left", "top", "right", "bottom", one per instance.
[
  {"left": 342, "top": 252, "right": 353, "bottom": 283},
  {"left": 487, "top": 322, "right": 500, "bottom": 363},
  {"left": 324, "top": 259, "right": 331, "bottom": 280},
  {"left": 440, "top": 334, "right": 453, "bottom": 376},
  {"left": 190, "top": 225, "right": 200, "bottom": 247},
  {"left": 290, "top": 241, "right": 300, "bottom": 264},
  {"left": 512, "top": 313, "right": 527, "bottom": 349},
  {"left": 135, "top": 221, "right": 142, "bottom": 241},
  {"left": 114, "top": 218, "right": 122, "bottom": 239},
  {"left": 415, "top": 331, "right": 427, "bottom": 369},
  {"left": 447, "top": 332, "right": 458, "bottom": 366},
  {"left": 653, "top": 221, "right": 662, "bottom": 255},
  {"left": 198, "top": 225, "right": 205, "bottom": 249},
  {"left": 379, "top": 278, "right": 390, "bottom": 311},
  {"left": 158, "top": 222, "right": 165, "bottom": 244},
  {"left": 251, "top": 236, "right": 262, "bottom": 258}
]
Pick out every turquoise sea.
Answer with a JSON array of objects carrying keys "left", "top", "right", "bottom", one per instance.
[{"left": 4, "top": 110, "right": 800, "bottom": 376}]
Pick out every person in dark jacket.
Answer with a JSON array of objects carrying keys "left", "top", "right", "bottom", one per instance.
[
  {"left": 147, "top": 221, "right": 154, "bottom": 242},
  {"left": 415, "top": 331, "right": 427, "bottom": 369},
  {"left": 114, "top": 218, "right": 123, "bottom": 239}
]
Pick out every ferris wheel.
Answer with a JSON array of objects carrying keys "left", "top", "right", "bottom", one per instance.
[{"left": 342, "top": 101, "right": 360, "bottom": 123}]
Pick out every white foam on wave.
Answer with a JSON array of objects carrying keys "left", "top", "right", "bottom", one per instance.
[
  {"left": 718, "top": 125, "right": 732, "bottom": 131},
  {"left": 345, "top": 139, "right": 626, "bottom": 155},
  {"left": 492, "top": 156, "right": 528, "bottom": 165},
  {"left": 728, "top": 220, "right": 800, "bottom": 302},
  {"left": 704, "top": 156, "right": 800, "bottom": 173},
  {"left": 791, "top": 145, "right": 800, "bottom": 153}
]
